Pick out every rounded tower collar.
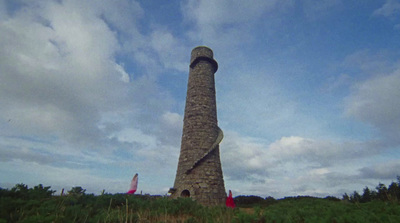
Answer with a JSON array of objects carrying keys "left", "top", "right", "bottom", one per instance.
[{"left": 190, "top": 46, "right": 218, "bottom": 72}]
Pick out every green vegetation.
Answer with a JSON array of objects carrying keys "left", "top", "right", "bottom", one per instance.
[
  {"left": 1, "top": 180, "right": 399, "bottom": 223},
  {"left": 343, "top": 176, "right": 400, "bottom": 203}
]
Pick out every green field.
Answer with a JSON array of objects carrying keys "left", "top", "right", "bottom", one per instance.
[{"left": 1, "top": 183, "right": 399, "bottom": 223}]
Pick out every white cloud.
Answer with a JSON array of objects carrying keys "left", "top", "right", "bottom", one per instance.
[
  {"left": 112, "top": 128, "right": 157, "bottom": 146},
  {"left": 220, "top": 70, "right": 289, "bottom": 118},
  {"left": 181, "top": 0, "right": 293, "bottom": 49},
  {"left": 268, "top": 136, "right": 382, "bottom": 166},
  {"left": 0, "top": 0, "right": 183, "bottom": 146},
  {"left": 183, "top": 0, "right": 280, "bottom": 27},
  {"left": 0, "top": 0, "right": 183, "bottom": 194},
  {"left": 373, "top": 0, "right": 400, "bottom": 29},
  {"left": 221, "top": 130, "right": 390, "bottom": 197},
  {"left": 221, "top": 131, "right": 272, "bottom": 182},
  {"left": 359, "top": 160, "right": 400, "bottom": 179},
  {"left": 0, "top": 159, "right": 127, "bottom": 194},
  {"left": 149, "top": 29, "right": 189, "bottom": 72},
  {"left": 345, "top": 69, "right": 400, "bottom": 143},
  {"left": 322, "top": 73, "right": 352, "bottom": 92},
  {"left": 94, "top": 0, "right": 144, "bottom": 35},
  {"left": 0, "top": 0, "right": 7, "bottom": 21},
  {"left": 0, "top": 0, "right": 132, "bottom": 144},
  {"left": 302, "top": 0, "right": 342, "bottom": 20},
  {"left": 373, "top": 0, "right": 400, "bottom": 18},
  {"left": 115, "top": 63, "right": 131, "bottom": 83},
  {"left": 342, "top": 49, "right": 397, "bottom": 76},
  {"left": 126, "top": 28, "right": 190, "bottom": 75},
  {"left": 0, "top": 146, "right": 60, "bottom": 165},
  {"left": 162, "top": 112, "right": 183, "bottom": 128},
  {"left": 217, "top": 66, "right": 331, "bottom": 140}
]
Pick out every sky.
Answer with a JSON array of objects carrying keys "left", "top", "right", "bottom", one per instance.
[{"left": 0, "top": 0, "right": 400, "bottom": 199}]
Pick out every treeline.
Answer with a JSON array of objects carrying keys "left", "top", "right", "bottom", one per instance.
[
  {"left": 234, "top": 195, "right": 277, "bottom": 207},
  {"left": 343, "top": 177, "right": 400, "bottom": 203},
  {"left": 0, "top": 183, "right": 55, "bottom": 200},
  {"left": 233, "top": 195, "right": 342, "bottom": 208},
  {"left": 2, "top": 177, "right": 400, "bottom": 204},
  {"left": 234, "top": 177, "right": 400, "bottom": 206}
]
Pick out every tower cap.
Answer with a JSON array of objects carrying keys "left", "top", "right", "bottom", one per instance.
[{"left": 190, "top": 46, "right": 218, "bottom": 71}]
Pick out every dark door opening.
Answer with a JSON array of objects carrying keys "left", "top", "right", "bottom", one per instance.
[{"left": 181, "top": 189, "right": 190, "bottom": 197}]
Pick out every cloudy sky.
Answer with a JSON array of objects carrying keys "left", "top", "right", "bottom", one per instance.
[{"left": 1, "top": 0, "right": 400, "bottom": 198}]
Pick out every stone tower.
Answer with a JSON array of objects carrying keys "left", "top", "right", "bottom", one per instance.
[{"left": 169, "top": 46, "right": 226, "bottom": 206}]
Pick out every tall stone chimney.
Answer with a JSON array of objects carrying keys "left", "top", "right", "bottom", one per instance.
[{"left": 169, "top": 46, "right": 226, "bottom": 206}]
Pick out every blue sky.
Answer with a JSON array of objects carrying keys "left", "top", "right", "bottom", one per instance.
[{"left": 1, "top": 0, "right": 400, "bottom": 198}]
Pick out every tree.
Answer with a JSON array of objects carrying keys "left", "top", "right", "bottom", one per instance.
[
  {"left": 350, "top": 191, "right": 361, "bottom": 203},
  {"left": 68, "top": 186, "right": 86, "bottom": 196},
  {"left": 29, "top": 184, "right": 55, "bottom": 199},
  {"left": 10, "top": 183, "right": 29, "bottom": 199},
  {"left": 342, "top": 193, "right": 350, "bottom": 201},
  {"left": 360, "top": 187, "right": 372, "bottom": 203},
  {"left": 376, "top": 183, "right": 388, "bottom": 201},
  {"left": 11, "top": 183, "right": 28, "bottom": 193},
  {"left": 388, "top": 181, "right": 399, "bottom": 201}
]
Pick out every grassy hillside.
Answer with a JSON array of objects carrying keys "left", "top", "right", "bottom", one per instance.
[{"left": 1, "top": 184, "right": 399, "bottom": 223}]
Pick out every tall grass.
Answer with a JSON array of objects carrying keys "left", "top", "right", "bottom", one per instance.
[{"left": 1, "top": 185, "right": 400, "bottom": 222}]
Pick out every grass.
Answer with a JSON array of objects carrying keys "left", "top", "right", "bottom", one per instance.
[
  {"left": 1, "top": 185, "right": 399, "bottom": 223},
  {"left": 259, "top": 197, "right": 400, "bottom": 223}
]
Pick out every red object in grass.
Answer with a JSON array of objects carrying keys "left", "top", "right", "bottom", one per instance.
[
  {"left": 127, "top": 173, "right": 138, "bottom": 194},
  {"left": 226, "top": 190, "right": 235, "bottom": 208}
]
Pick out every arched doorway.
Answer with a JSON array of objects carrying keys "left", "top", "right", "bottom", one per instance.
[{"left": 180, "top": 189, "right": 190, "bottom": 197}]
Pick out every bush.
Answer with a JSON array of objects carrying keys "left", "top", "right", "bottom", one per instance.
[
  {"left": 234, "top": 195, "right": 267, "bottom": 207},
  {"left": 324, "top": 196, "right": 341, "bottom": 202}
]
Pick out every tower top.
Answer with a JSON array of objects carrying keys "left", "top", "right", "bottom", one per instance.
[{"left": 190, "top": 46, "right": 218, "bottom": 72}]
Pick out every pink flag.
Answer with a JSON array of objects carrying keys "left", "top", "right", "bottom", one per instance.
[
  {"left": 127, "top": 173, "right": 138, "bottom": 194},
  {"left": 226, "top": 190, "right": 235, "bottom": 208}
]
